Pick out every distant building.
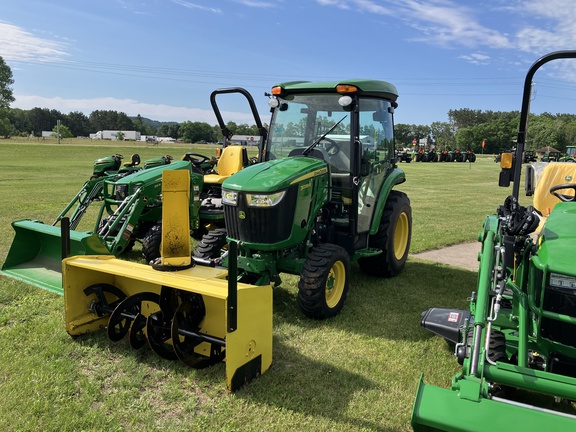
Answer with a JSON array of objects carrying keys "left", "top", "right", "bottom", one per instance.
[
  {"left": 90, "top": 130, "right": 141, "bottom": 141},
  {"left": 230, "top": 135, "right": 261, "bottom": 146}
]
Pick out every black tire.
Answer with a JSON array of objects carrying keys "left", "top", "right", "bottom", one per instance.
[
  {"left": 142, "top": 224, "right": 162, "bottom": 263},
  {"left": 298, "top": 243, "right": 350, "bottom": 320},
  {"left": 358, "top": 190, "right": 412, "bottom": 277},
  {"left": 193, "top": 228, "right": 228, "bottom": 260},
  {"left": 487, "top": 330, "right": 508, "bottom": 363},
  {"left": 468, "top": 153, "right": 476, "bottom": 163}
]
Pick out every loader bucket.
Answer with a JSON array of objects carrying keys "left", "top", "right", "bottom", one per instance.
[
  {"left": 411, "top": 375, "right": 576, "bottom": 431},
  {"left": 63, "top": 248, "right": 272, "bottom": 391},
  {"left": 1, "top": 219, "right": 109, "bottom": 294}
]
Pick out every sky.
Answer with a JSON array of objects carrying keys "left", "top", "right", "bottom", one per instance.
[{"left": 2, "top": 0, "right": 576, "bottom": 128}]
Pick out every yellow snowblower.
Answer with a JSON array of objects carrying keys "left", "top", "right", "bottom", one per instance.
[{"left": 62, "top": 169, "right": 273, "bottom": 391}]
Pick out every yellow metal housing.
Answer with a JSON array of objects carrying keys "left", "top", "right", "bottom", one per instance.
[{"left": 63, "top": 256, "right": 273, "bottom": 391}]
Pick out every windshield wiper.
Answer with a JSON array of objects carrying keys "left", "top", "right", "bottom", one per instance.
[{"left": 302, "top": 115, "right": 348, "bottom": 156}]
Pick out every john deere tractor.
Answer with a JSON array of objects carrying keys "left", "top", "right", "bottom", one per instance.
[
  {"left": 412, "top": 51, "right": 576, "bottom": 430},
  {"left": 197, "top": 80, "right": 412, "bottom": 319}
]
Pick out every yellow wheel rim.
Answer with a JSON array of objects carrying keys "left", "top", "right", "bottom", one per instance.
[
  {"left": 325, "top": 260, "right": 346, "bottom": 308},
  {"left": 394, "top": 212, "right": 410, "bottom": 260}
]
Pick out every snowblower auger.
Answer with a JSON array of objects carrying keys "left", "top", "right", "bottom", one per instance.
[{"left": 63, "top": 169, "right": 272, "bottom": 391}]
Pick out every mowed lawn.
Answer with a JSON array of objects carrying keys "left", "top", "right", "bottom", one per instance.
[{"left": 0, "top": 141, "right": 529, "bottom": 431}]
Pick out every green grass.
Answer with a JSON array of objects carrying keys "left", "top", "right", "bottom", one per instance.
[{"left": 0, "top": 141, "right": 530, "bottom": 431}]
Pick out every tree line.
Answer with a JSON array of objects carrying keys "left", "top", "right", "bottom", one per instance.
[
  {"left": 0, "top": 107, "right": 264, "bottom": 143},
  {"left": 395, "top": 108, "right": 576, "bottom": 154}
]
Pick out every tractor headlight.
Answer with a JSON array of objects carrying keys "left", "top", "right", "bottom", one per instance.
[
  {"left": 222, "top": 190, "right": 238, "bottom": 206},
  {"left": 549, "top": 273, "right": 576, "bottom": 290},
  {"left": 246, "top": 191, "right": 286, "bottom": 207}
]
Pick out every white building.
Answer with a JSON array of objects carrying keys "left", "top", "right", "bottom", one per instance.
[{"left": 91, "top": 130, "right": 141, "bottom": 141}]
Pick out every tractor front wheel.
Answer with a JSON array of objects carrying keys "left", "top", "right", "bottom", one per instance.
[
  {"left": 358, "top": 190, "right": 412, "bottom": 277},
  {"left": 298, "top": 243, "right": 350, "bottom": 320},
  {"left": 193, "top": 228, "right": 228, "bottom": 260},
  {"left": 142, "top": 224, "right": 162, "bottom": 263}
]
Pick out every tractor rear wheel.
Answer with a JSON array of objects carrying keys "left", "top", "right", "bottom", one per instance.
[
  {"left": 193, "top": 228, "right": 228, "bottom": 260},
  {"left": 298, "top": 243, "right": 350, "bottom": 320},
  {"left": 358, "top": 190, "right": 412, "bottom": 277}
]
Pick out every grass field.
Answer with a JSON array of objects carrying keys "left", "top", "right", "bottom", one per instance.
[{"left": 0, "top": 140, "right": 533, "bottom": 431}]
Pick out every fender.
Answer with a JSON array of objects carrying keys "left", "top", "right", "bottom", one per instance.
[{"left": 368, "top": 167, "right": 406, "bottom": 235}]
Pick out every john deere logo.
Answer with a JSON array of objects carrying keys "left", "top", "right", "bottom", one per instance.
[
  {"left": 565, "top": 175, "right": 573, "bottom": 181},
  {"left": 239, "top": 211, "right": 246, "bottom": 219}
]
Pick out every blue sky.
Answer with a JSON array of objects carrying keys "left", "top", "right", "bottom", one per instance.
[{"left": 2, "top": 0, "right": 576, "bottom": 126}]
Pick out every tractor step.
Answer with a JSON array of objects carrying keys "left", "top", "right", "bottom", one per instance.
[{"left": 352, "top": 248, "right": 383, "bottom": 259}]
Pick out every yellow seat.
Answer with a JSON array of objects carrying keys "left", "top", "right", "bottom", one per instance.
[
  {"left": 204, "top": 146, "right": 247, "bottom": 184},
  {"left": 533, "top": 162, "right": 576, "bottom": 216}
]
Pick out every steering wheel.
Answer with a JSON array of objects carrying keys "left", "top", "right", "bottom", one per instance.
[
  {"left": 183, "top": 153, "right": 210, "bottom": 166},
  {"left": 550, "top": 183, "right": 576, "bottom": 202},
  {"left": 316, "top": 137, "right": 340, "bottom": 156}
]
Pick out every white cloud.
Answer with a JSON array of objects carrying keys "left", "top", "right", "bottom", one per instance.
[
  {"left": 514, "top": 0, "right": 576, "bottom": 53},
  {"left": 171, "top": 0, "right": 223, "bottom": 13},
  {"left": 12, "top": 94, "right": 260, "bottom": 124},
  {"left": 314, "top": 0, "right": 511, "bottom": 49},
  {"left": 459, "top": 52, "right": 491, "bottom": 65},
  {"left": 234, "top": 0, "right": 279, "bottom": 7},
  {"left": 0, "top": 21, "right": 69, "bottom": 62}
]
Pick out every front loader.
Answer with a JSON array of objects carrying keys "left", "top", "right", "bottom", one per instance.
[
  {"left": 2, "top": 160, "right": 203, "bottom": 294},
  {"left": 197, "top": 80, "right": 412, "bottom": 319},
  {"left": 412, "top": 51, "right": 576, "bottom": 431}
]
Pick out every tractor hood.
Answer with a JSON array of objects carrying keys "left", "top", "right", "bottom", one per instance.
[
  {"left": 222, "top": 156, "right": 327, "bottom": 192},
  {"left": 113, "top": 160, "right": 193, "bottom": 185},
  {"left": 537, "top": 202, "right": 576, "bottom": 276}
]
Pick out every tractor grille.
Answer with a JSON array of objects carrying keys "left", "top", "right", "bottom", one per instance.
[
  {"left": 541, "top": 282, "right": 576, "bottom": 349},
  {"left": 224, "top": 186, "right": 298, "bottom": 244}
]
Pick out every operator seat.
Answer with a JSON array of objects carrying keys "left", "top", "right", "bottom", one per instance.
[
  {"left": 532, "top": 162, "right": 576, "bottom": 232},
  {"left": 124, "top": 154, "right": 141, "bottom": 167},
  {"left": 204, "top": 146, "right": 248, "bottom": 184}
]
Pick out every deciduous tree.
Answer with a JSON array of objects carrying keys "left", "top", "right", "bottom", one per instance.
[{"left": 0, "top": 56, "right": 14, "bottom": 109}]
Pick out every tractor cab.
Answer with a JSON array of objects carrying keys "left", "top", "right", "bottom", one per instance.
[{"left": 263, "top": 80, "right": 402, "bottom": 252}]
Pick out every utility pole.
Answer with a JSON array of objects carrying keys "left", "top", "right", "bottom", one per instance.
[{"left": 57, "top": 120, "right": 61, "bottom": 144}]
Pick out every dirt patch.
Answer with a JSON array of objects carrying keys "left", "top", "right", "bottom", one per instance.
[{"left": 410, "top": 242, "right": 480, "bottom": 272}]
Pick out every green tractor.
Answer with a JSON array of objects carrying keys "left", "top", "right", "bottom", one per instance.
[
  {"left": 560, "top": 145, "right": 576, "bottom": 163},
  {"left": 523, "top": 149, "right": 538, "bottom": 163},
  {"left": 542, "top": 150, "right": 561, "bottom": 162},
  {"left": 412, "top": 51, "right": 576, "bottom": 430},
  {"left": 197, "top": 79, "right": 412, "bottom": 319}
]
